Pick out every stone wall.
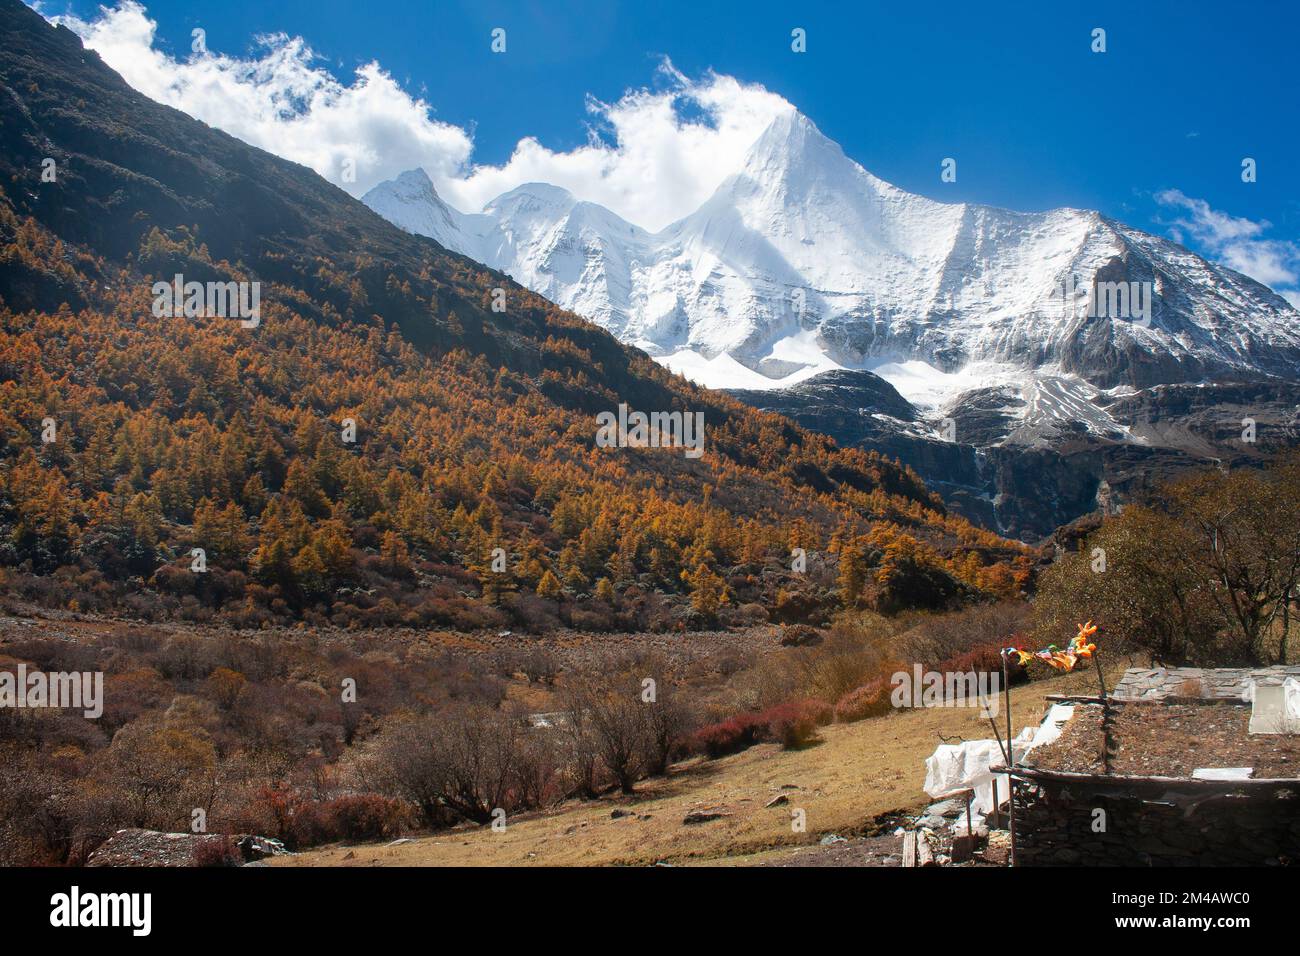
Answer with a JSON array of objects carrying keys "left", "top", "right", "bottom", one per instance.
[
  {"left": 1013, "top": 777, "right": 1300, "bottom": 866},
  {"left": 1112, "top": 665, "right": 1300, "bottom": 702}
]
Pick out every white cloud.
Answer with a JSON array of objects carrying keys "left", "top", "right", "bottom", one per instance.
[
  {"left": 1155, "top": 189, "right": 1300, "bottom": 304},
  {"left": 48, "top": 2, "right": 791, "bottom": 232},
  {"left": 50, "top": 2, "right": 473, "bottom": 194},
  {"left": 442, "top": 65, "right": 791, "bottom": 230}
]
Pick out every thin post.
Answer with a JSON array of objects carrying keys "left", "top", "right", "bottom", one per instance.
[
  {"left": 985, "top": 712, "right": 1009, "bottom": 765},
  {"left": 1002, "top": 650, "right": 1016, "bottom": 866},
  {"left": 1095, "top": 649, "right": 1111, "bottom": 775}
]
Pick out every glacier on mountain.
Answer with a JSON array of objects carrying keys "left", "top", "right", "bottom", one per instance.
[{"left": 364, "top": 109, "right": 1300, "bottom": 442}]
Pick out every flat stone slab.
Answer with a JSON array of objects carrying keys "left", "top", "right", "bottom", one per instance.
[{"left": 1112, "top": 665, "right": 1300, "bottom": 702}]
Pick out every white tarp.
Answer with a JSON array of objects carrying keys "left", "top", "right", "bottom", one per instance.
[
  {"left": 923, "top": 704, "right": 1078, "bottom": 826},
  {"left": 924, "top": 727, "right": 1035, "bottom": 817},
  {"left": 1028, "top": 703, "right": 1075, "bottom": 750}
]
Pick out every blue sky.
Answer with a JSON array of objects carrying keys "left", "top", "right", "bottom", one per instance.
[{"left": 40, "top": 0, "right": 1300, "bottom": 301}]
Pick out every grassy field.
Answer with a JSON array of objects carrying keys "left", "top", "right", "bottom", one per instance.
[{"left": 276, "top": 664, "right": 1118, "bottom": 867}]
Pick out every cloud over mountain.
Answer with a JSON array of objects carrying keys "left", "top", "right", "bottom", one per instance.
[{"left": 49, "top": 1, "right": 790, "bottom": 231}]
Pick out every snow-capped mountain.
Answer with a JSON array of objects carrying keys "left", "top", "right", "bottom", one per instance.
[
  {"left": 364, "top": 110, "right": 1300, "bottom": 538},
  {"left": 365, "top": 169, "right": 655, "bottom": 335},
  {"left": 364, "top": 110, "right": 1299, "bottom": 404}
]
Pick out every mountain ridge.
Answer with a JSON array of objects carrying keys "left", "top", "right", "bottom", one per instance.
[
  {"left": 363, "top": 106, "right": 1300, "bottom": 540},
  {"left": 365, "top": 111, "right": 1300, "bottom": 394}
]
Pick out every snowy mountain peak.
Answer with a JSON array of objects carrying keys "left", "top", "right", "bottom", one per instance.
[
  {"left": 739, "top": 110, "right": 861, "bottom": 184},
  {"left": 363, "top": 167, "right": 465, "bottom": 251},
  {"left": 364, "top": 113, "right": 1300, "bottom": 420},
  {"left": 484, "top": 181, "right": 577, "bottom": 216},
  {"left": 393, "top": 167, "right": 436, "bottom": 191},
  {"left": 739, "top": 108, "right": 831, "bottom": 171}
]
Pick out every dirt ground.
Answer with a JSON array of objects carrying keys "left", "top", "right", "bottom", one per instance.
[
  {"left": 1029, "top": 701, "right": 1300, "bottom": 777},
  {"left": 276, "top": 666, "right": 1115, "bottom": 867}
]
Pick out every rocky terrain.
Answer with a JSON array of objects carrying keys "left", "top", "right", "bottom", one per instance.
[{"left": 733, "top": 371, "right": 1300, "bottom": 539}]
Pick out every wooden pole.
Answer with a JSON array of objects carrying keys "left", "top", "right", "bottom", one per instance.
[
  {"left": 1002, "top": 650, "right": 1016, "bottom": 866},
  {"left": 1093, "top": 648, "right": 1108, "bottom": 699},
  {"left": 985, "top": 712, "right": 1009, "bottom": 765},
  {"left": 1094, "top": 650, "right": 1111, "bottom": 775}
]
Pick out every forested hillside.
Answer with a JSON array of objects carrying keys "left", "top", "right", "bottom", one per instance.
[{"left": 0, "top": 0, "right": 1031, "bottom": 631}]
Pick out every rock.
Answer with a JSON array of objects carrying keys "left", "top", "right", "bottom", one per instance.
[
  {"left": 951, "top": 833, "right": 977, "bottom": 863},
  {"left": 765, "top": 794, "right": 790, "bottom": 808},
  {"left": 87, "top": 829, "right": 286, "bottom": 867},
  {"left": 610, "top": 809, "right": 632, "bottom": 819},
  {"left": 925, "top": 798, "right": 964, "bottom": 818},
  {"left": 683, "top": 810, "right": 727, "bottom": 825},
  {"left": 916, "top": 836, "right": 937, "bottom": 867},
  {"left": 819, "top": 834, "right": 847, "bottom": 846},
  {"left": 236, "top": 835, "right": 287, "bottom": 860}
]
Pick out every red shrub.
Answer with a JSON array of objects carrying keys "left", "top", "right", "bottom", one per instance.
[
  {"left": 835, "top": 678, "right": 894, "bottom": 723},
  {"left": 690, "top": 712, "right": 767, "bottom": 758},
  {"left": 933, "top": 640, "right": 1008, "bottom": 676},
  {"left": 191, "top": 835, "right": 242, "bottom": 867},
  {"left": 241, "top": 785, "right": 317, "bottom": 849},
  {"left": 758, "top": 698, "right": 830, "bottom": 749},
  {"left": 692, "top": 698, "right": 835, "bottom": 757},
  {"left": 313, "top": 794, "right": 411, "bottom": 842},
  {"left": 234, "top": 787, "right": 410, "bottom": 848}
]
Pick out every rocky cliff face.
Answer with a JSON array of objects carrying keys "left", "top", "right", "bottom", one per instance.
[{"left": 731, "top": 370, "right": 1300, "bottom": 540}]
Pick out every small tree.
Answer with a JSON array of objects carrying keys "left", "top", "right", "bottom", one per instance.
[
  {"left": 100, "top": 718, "right": 216, "bottom": 828},
  {"left": 685, "top": 563, "right": 727, "bottom": 618},
  {"left": 641, "top": 682, "right": 691, "bottom": 776},
  {"left": 564, "top": 671, "right": 647, "bottom": 795},
  {"left": 536, "top": 569, "right": 562, "bottom": 609}
]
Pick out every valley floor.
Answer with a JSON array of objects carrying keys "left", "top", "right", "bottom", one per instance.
[{"left": 275, "top": 666, "right": 1113, "bottom": 867}]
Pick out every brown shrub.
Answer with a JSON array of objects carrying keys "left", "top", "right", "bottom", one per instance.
[
  {"left": 835, "top": 678, "right": 894, "bottom": 723},
  {"left": 760, "top": 698, "right": 832, "bottom": 749},
  {"left": 191, "top": 835, "right": 243, "bottom": 867}
]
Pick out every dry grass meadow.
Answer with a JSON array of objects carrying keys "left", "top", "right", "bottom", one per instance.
[{"left": 277, "top": 664, "right": 1116, "bottom": 867}]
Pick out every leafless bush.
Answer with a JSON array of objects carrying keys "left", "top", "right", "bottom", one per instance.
[
  {"left": 561, "top": 661, "right": 694, "bottom": 792},
  {"left": 370, "top": 704, "right": 539, "bottom": 825},
  {"left": 518, "top": 646, "right": 560, "bottom": 684}
]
